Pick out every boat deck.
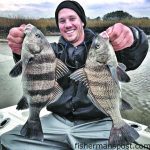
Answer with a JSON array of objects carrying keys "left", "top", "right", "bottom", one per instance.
[{"left": 0, "top": 105, "right": 150, "bottom": 149}]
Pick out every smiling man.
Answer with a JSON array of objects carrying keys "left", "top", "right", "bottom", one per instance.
[
  {"left": 1, "top": 0, "right": 149, "bottom": 149},
  {"left": 57, "top": 8, "right": 85, "bottom": 46}
]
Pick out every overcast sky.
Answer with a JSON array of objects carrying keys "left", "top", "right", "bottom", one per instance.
[{"left": 0, "top": 0, "right": 150, "bottom": 19}]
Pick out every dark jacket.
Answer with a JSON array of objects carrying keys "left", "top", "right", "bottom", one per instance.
[{"left": 13, "top": 27, "right": 149, "bottom": 123}]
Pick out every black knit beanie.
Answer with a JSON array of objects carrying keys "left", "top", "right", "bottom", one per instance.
[{"left": 55, "top": 0, "right": 86, "bottom": 28}]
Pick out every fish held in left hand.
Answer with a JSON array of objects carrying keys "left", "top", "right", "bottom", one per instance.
[
  {"left": 9, "top": 24, "right": 70, "bottom": 141},
  {"left": 70, "top": 32, "right": 139, "bottom": 145}
]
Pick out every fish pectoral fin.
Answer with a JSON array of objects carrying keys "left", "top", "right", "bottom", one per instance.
[
  {"left": 107, "top": 64, "right": 130, "bottom": 83},
  {"left": 69, "top": 68, "right": 89, "bottom": 88},
  {"left": 56, "top": 59, "right": 70, "bottom": 79},
  {"left": 120, "top": 98, "right": 133, "bottom": 111},
  {"left": 9, "top": 60, "right": 22, "bottom": 77},
  {"left": 107, "top": 65, "right": 119, "bottom": 85},
  {"left": 117, "top": 66, "right": 130, "bottom": 82},
  {"left": 50, "top": 82, "right": 63, "bottom": 103},
  {"left": 118, "top": 62, "right": 127, "bottom": 71},
  {"left": 16, "top": 96, "right": 29, "bottom": 110}
]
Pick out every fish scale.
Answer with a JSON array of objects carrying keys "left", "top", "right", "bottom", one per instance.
[{"left": 87, "top": 59, "right": 130, "bottom": 129}]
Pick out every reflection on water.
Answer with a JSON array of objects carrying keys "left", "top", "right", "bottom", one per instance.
[
  {"left": 0, "top": 36, "right": 150, "bottom": 126},
  {"left": 121, "top": 48, "right": 150, "bottom": 126}
]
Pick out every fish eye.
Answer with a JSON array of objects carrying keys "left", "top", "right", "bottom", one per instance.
[
  {"left": 95, "top": 44, "right": 100, "bottom": 49},
  {"left": 35, "top": 33, "right": 41, "bottom": 38}
]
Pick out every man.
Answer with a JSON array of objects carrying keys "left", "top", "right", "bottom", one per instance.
[{"left": 1, "top": 1, "right": 148, "bottom": 150}]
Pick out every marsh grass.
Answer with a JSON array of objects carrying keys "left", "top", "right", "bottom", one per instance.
[
  {"left": 0, "top": 17, "right": 150, "bottom": 38},
  {"left": 87, "top": 18, "right": 150, "bottom": 33}
]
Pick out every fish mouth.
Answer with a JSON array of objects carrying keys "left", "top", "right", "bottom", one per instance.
[
  {"left": 26, "top": 24, "right": 34, "bottom": 29},
  {"left": 24, "top": 24, "right": 34, "bottom": 34}
]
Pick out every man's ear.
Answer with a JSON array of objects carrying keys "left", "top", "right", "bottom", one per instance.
[{"left": 82, "top": 22, "right": 84, "bottom": 27}]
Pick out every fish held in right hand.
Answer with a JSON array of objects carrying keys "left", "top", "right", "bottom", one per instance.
[{"left": 9, "top": 24, "right": 70, "bottom": 141}]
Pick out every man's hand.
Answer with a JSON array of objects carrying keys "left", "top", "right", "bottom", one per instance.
[
  {"left": 106, "top": 23, "right": 134, "bottom": 51},
  {"left": 7, "top": 24, "right": 26, "bottom": 55}
]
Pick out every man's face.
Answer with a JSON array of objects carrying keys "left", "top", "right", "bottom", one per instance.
[{"left": 58, "top": 8, "right": 85, "bottom": 46}]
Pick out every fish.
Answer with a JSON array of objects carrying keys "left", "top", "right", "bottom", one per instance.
[
  {"left": 70, "top": 32, "right": 139, "bottom": 145},
  {"left": 9, "top": 24, "right": 70, "bottom": 141}
]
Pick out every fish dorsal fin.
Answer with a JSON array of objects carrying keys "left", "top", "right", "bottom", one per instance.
[
  {"left": 69, "top": 68, "right": 89, "bottom": 88},
  {"left": 117, "top": 66, "right": 130, "bottom": 82},
  {"left": 56, "top": 59, "right": 70, "bottom": 79},
  {"left": 9, "top": 60, "right": 22, "bottom": 77}
]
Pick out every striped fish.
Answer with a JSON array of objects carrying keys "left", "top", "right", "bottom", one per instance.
[
  {"left": 9, "top": 24, "right": 70, "bottom": 141},
  {"left": 70, "top": 32, "right": 139, "bottom": 145}
]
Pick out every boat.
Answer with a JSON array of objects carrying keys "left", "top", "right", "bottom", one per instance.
[{"left": 0, "top": 105, "right": 150, "bottom": 149}]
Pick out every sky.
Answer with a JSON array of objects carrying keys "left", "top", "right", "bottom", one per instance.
[{"left": 0, "top": 0, "right": 150, "bottom": 19}]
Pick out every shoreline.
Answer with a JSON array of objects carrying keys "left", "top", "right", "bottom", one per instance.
[
  {"left": 0, "top": 39, "right": 8, "bottom": 43},
  {"left": 1, "top": 34, "right": 149, "bottom": 43},
  {"left": 0, "top": 32, "right": 60, "bottom": 43}
]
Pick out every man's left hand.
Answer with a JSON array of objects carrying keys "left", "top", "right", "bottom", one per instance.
[{"left": 106, "top": 23, "right": 134, "bottom": 51}]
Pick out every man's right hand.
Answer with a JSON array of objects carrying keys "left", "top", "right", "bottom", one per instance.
[{"left": 7, "top": 24, "right": 26, "bottom": 55}]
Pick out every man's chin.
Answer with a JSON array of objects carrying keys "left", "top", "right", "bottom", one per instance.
[{"left": 66, "top": 37, "right": 75, "bottom": 42}]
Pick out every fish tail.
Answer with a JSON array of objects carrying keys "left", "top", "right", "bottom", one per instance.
[
  {"left": 20, "top": 105, "right": 44, "bottom": 141},
  {"left": 109, "top": 121, "right": 139, "bottom": 146},
  {"left": 16, "top": 96, "right": 29, "bottom": 110},
  {"left": 21, "top": 118, "right": 43, "bottom": 141}
]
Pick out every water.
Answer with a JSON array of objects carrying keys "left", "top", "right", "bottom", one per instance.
[
  {"left": 121, "top": 41, "right": 150, "bottom": 126},
  {"left": 0, "top": 36, "right": 150, "bottom": 126}
]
